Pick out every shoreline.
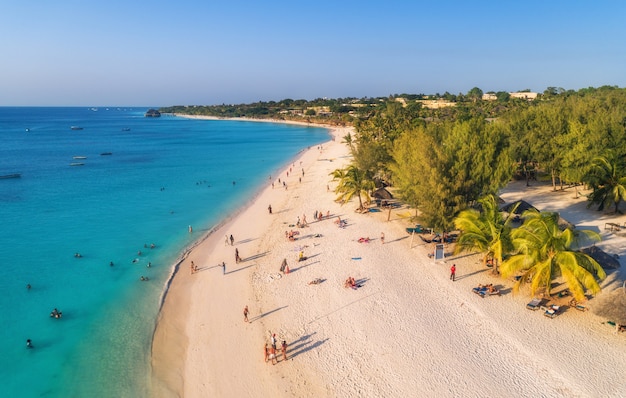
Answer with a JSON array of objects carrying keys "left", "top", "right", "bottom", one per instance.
[
  {"left": 151, "top": 117, "right": 626, "bottom": 397},
  {"left": 150, "top": 118, "right": 344, "bottom": 396}
]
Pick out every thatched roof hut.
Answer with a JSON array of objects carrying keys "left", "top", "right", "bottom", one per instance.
[
  {"left": 581, "top": 246, "right": 621, "bottom": 270},
  {"left": 373, "top": 188, "right": 393, "bottom": 200},
  {"left": 592, "top": 283, "right": 626, "bottom": 325}
]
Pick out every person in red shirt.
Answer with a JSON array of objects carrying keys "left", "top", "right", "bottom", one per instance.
[{"left": 450, "top": 264, "right": 456, "bottom": 281}]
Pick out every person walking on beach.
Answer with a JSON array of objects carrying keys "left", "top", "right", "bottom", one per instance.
[
  {"left": 268, "top": 204, "right": 272, "bottom": 214},
  {"left": 450, "top": 264, "right": 456, "bottom": 281},
  {"left": 225, "top": 235, "right": 229, "bottom": 246},
  {"left": 230, "top": 234, "right": 234, "bottom": 246},
  {"left": 380, "top": 232, "right": 385, "bottom": 244},
  {"left": 190, "top": 261, "right": 195, "bottom": 275},
  {"left": 281, "top": 340, "right": 287, "bottom": 361},
  {"left": 243, "top": 305, "right": 249, "bottom": 322},
  {"left": 221, "top": 261, "right": 226, "bottom": 275},
  {"left": 235, "top": 248, "right": 241, "bottom": 263}
]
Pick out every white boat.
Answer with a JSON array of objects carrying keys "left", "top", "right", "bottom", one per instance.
[
  {"left": 70, "top": 126, "right": 84, "bottom": 130},
  {"left": 73, "top": 156, "right": 87, "bottom": 160}
]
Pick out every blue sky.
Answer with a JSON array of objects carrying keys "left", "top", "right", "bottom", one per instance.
[{"left": 1, "top": 1, "right": 624, "bottom": 106}]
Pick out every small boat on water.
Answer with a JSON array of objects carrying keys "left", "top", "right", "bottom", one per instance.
[
  {"left": 70, "top": 163, "right": 84, "bottom": 167},
  {"left": 100, "top": 152, "right": 113, "bottom": 156},
  {"left": 73, "top": 156, "right": 87, "bottom": 160},
  {"left": 0, "top": 173, "right": 21, "bottom": 179},
  {"left": 70, "top": 126, "right": 84, "bottom": 130},
  {"left": 121, "top": 128, "right": 131, "bottom": 131}
]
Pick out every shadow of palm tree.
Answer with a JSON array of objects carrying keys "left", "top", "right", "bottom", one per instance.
[
  {"left": 249, "top": 305, "right": 288, "bottom": 323},
  {"left": 308, "top": 290, "right": 379, "bottom": 325}
]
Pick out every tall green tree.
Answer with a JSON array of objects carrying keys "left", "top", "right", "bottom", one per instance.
[
  {"left": 500, "top": 210, "right": 605, "bottom": 301},
  {"left": 453, "top": 195, "right": 516, "bottom": 274},
  {"left": 585, "top": 153, "right": 626, "bottom": 213},
  {"left": 391, "top": 118, "right": 513, "bottom": 231},
  {"left": 330, "top": 165, "right": 376, "bottom": 210}
]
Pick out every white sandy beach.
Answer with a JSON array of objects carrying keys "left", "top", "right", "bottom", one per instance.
[{"left": 151, "top": 120, "right": 626, "bottom": 398}]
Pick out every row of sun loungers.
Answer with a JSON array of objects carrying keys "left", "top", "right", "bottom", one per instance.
[{"left": 526, "top": 298, "right": 563, "bottom": 318}]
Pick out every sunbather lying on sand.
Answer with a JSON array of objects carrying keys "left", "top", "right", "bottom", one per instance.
[
  {"left": 308, "top": 278, "right": 323, "bottom": 285},
  {"left": 358, "top": 237, "right": 370, "bottom": 243}
]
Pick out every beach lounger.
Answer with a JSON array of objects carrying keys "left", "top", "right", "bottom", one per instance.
[
  {"left": 472, "top": 286, "right": 487, "bottom": 297},
  {"left": 526, "top": 298, "right": 542, "bottom": 310},
  {"left": 406, "top": 224, "right": 423, "bottom": 234},
  {"left": 569, "top": 299, "right": 588, "bottom": 312},
  {"left": 543, "top": 305, "right": 561, "bottom": 318}
]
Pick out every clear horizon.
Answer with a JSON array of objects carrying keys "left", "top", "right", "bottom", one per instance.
[{"left": 1, "top": 1, "right": 624, "bottom": 107}]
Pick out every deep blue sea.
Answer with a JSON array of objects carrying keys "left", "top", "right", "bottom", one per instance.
[{"left": 0, "top": 107, "right": 329, "bottom": 397}]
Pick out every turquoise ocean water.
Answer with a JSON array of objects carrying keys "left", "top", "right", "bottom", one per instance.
[{"left": 0, "top": 107, "right": 329, "bottom": 397}]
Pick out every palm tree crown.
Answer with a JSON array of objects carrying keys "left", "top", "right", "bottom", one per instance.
[
  {"left": 585, "top": 154, "right": 626, "bottom": 214},
  {"left": 330, "top": 165, "right": 375, "bottom": 210},
  {"left": 453, "top": 194, "right": 515, "bottom": 273},
  {"left": 500, "top": 210, "right": 606, "bottom": 301}
]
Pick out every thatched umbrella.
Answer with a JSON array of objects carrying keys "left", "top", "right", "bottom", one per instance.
[
  {"left": 373, "top": 187, "right": 393, "bottom": 200},
  {"left": 592, "top": 282, "right": 626, "bottom": 325},
  {"left": 500, "top": 199, "right": 538, "bottom": 214},
  {"left": 581, "top": 246, "right": 621, "bottom": 270}
]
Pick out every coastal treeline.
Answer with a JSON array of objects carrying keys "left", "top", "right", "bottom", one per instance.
[
  {"left": 335, "top": 85, "right": 623, "bottom": 301},
  {"left": 344, "top": 86, "right": 626, "bottom": 230},
  {"left": 158, "top": 90, "right": 531, "bottom": 127}
]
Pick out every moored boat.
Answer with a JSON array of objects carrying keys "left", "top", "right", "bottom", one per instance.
[
  {"left": 0, "top": 173, "right": 21, "bottom": 179},
  {"left": 100, "top": 152, "right": 113, "bottom": 156},
  {"left": 73, "top": 156, "right": 87, "bottom": 160},
  {"left": 70, "top": 126, "right": 84, "bottom": 130},
  {"left": 70, "top": 163, "right": 85, "bottom": 167}
]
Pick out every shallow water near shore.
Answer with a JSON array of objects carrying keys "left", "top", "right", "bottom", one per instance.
[{"left": 0, "top": 107, "right": 329, "bottom": 397}]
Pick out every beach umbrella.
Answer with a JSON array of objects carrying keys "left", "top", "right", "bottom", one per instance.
[
  {"left": 373, "top": 187, "right": 393, "bottom": 200},
  {"left": 500, "top": 199, "right": 538, "bottom": 214},
  {"left": 591, "top": 282, "right": 626, "bottom": 325},
  {"left": 581, "top": 246, "right": 621, "bottom": 270}
]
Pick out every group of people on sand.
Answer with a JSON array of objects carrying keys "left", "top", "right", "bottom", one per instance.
[
  {"left": 264, "top": 333, "right": 288, "bottom": 365},
  {"left": 344, "top": 277, "right": 361, "bottom": 290}
]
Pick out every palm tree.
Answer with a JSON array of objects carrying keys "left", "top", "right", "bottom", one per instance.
[
  {"left": 341, "top": 133, "right": 355, "bottom": 155},
  {"left": 500, "top": 210, "right": 606, "bottom": 301},
  {"left": 453, "top": 195, "right": 516, "bottom": 274},
  {"left": 330, "top": 165, "right": 375, "bottom": 210},
  {"left": 585, "top": 154, "right": 626, "bottom": 214}
]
